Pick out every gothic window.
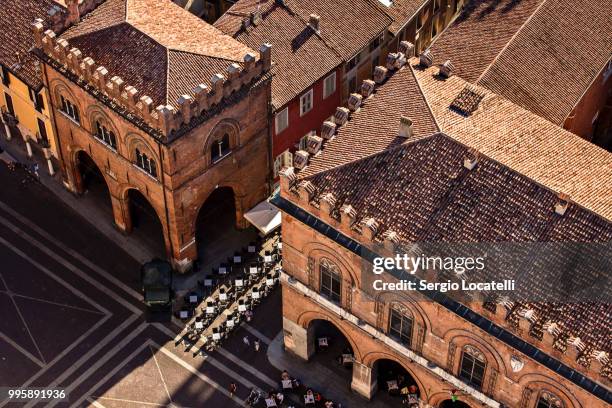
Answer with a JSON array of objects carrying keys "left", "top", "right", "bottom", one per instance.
[
  {"left": 59, "top": 95, "right": 79, "bottom": 123},
  {"left": 536, "top": 392, "right": 563, "bottom": 408},
  {"left": 319, "top": 259, "right": 341, "bottom": 303},
  {"left": 388, "top": 304, "right": 414, "bottom": 346},
  {"left": 135, "top": 148, "right": 157, "bottom": 177},
  {"left": 459, "top": 345, "right": 486, "bottom": 389},
  {"left": 211, "top": 133, "right": 231, "bottom": 163},
  {"left": 94, "top": 120, "right": 117, "bottom": 149}
]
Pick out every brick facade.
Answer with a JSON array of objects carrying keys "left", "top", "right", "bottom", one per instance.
[
  {"left": 41, "top": 53, "right": 271, "bottom": 272},
  {"left": 278, "top": 203, "right": 610, "bottom": 408}
]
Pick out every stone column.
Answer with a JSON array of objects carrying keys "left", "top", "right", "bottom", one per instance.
[
  {"left": 1, "top": 115, "right": 11, "bottom": 140},
  {"left": 21, "top": 133, "right": 33, "bottom": 158},
  {"left": 43, "top": 147, "right": 55, "bottom": 176},
  {"left": 351, "top": 361, "right": 377, "bottom": 400},
  {"left": 282, "top": 317, "right": 315, "bottom": 361},
  {"left": 111, "top": 194, "right": 131, "bottom": 233}
]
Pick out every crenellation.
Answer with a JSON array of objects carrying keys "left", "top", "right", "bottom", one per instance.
[
  {"left": 32, "top": 19, "right": 45, "bottom": 48},
  {"left": 306, "top": 134, "right": 323, "bottom": 155},
  {"left": 81, "top": 57, "right": 95, "bottom": 81},
  {"left": 192, "top": 84, "right": 209, "bottom": 114},
  {"left": 41, "top": 30, "right": 56, "bottom": 55},
  {"left": 67, "top": 48, "right": 83, "bottom": 73},
  {"left": 94, "top": 66, "right": 109, "bottom": 93},
  {"left": 138, "top": 95, "right": 154, "bottom": 123},
  {"left": 340, "top": 204, "right": 356, "bottom": 229},
  {"left": 298, "top": 180, "right": 316, "bottom": 204},
  {"left": 319, "top": 192, "right": 337, "bottom": 216},
  {"left": 177, "top": 94, "right": 195, "bottom": 125},
  {"left": 293, "top": 150, "right": 309, "bottom": 170},
  {"left": 210, "top": 73, "right": 226, "bottom": 105},
  {"left": 122, "top": 85, "right": 139, "bottom": 109},
  {"left": 361, "top": 217, "right": 379, "bottom": 241},
  {"left": 55, "top": 38, "right": 70, "bottom": 64},
  {"left": 279, "top": 166, "right": 297, "bottom": 193},
  {"left": 108, "top": 76, "right": 125, "bottom": 100},
  {"left": 259, "top": 43, "right": 272, "bottom": 71}
]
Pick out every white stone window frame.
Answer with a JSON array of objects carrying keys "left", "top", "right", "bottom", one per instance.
[
  {"left": 300, "top": 89, "right": 313, "bottom": 117},
  {"left": 323, "top": 72, "right": 336, "bottom": 99},
  {"left": 275, "top": 107, "right": 289, "bottom": 134}
]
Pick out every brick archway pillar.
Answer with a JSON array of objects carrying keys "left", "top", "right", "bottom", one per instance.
[
  {"left": 351, "top": 361, "right": 377, "bottom": 400},
  {"left": 111, "top": 194, "right": 132, "bottom": 233},
  {"left": 282, "top": 317, "right": 315, "bottom": 361}
]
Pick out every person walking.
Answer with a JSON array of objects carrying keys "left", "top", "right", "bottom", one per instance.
[
  {"left": 243, "top": 335, "right": 250, "bottom": 347},
  {"left": 254, "top": 339, "right": 260, "bottom": 352},
  {"left": 229, "top": 382, "right": 237, "bottom": 397}
]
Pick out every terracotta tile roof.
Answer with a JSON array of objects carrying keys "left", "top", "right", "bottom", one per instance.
[
  {"left": 430, "top": 0, "right": 612, "bottom": 125},
  {"left": 61, "top": 0, "right": 257, "bottom": 106},
  {"left": 429, "top": 0, "right": 544, "bottom": 83},
  {"left": 413, "top": 62, "right": 612, "bottom": 221},
  {"left": 380, "top": 0, "right": 429, "bottom": 35},
  {"left": 214, "top": 0, "right": 341, "bottom": 108},
  {"left": 285, "top": 0, "right": 391, "bottom": 61},
  {"left": 300, "top": 65, "right": 439, "bottom": 176},
  {"left": 0, "top": 0, "right": 66, "bottom": 90},
  {"left": 297, "top": 132, "right": 612, "bottom": 357}
]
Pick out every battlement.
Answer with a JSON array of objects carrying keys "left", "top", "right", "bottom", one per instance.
[{"left": 32, "top": 20, "right": 271, "bottom": 138}]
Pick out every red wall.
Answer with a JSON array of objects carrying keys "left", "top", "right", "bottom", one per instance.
[
  {"left": 273, "top": 67, "right": 342, "bottom": 157},
  {"left": 563, "top": 63, "right": 612, "bottom": 141}
]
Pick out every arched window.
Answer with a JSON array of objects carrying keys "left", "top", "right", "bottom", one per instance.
[
  {"left": 60, "top": 95, "right": 79, "bottom": 123},
  {"left": 211, "top": 133, "right": 231, "bottom": 163},
  {"left": 319, "top": 259, "right": 341, "bottom": 303},
  {"left": 459, "top": 345, "right": 486, "bottom": 389},
  {"left": 95, "top": 120, "right": 117, "bottom": 149},
  {"left": 388, "top": 304, "right": 414, "bottom": 346},
  {"left": 135, "top": 148, "right": 157, "bottom": 178},
  {"left": 536, "top": 392, "right": 564, "bottom": 408}
]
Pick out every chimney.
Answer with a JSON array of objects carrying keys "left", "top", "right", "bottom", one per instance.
[
  {"left": 463, "top": 148, "right": 478, "bottom": 170},
  {"left": 555, "top": 193, "right": 570, "bottom": 216},
  {"left": 398, "top": 116, "right": 413, "bottom": 138},
  {"left": 250, "top": 10, "right": 262, "bottom": 26},
  {"left": 439, "top": 60, "right": 454, "bottom": 78},
  {"left": 66, "top": 0, "right": 80, "bottom": 25},
  {"left": 419, "top": 49, "right": 434, "bottom": 68},
  {"left": 309, "top": 14, "right": 321, "bottom": 33}
]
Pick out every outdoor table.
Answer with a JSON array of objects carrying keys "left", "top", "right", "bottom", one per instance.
[
  {"left": 219, "top": 293, "right": 228, "bottom": 301},
  {"left": 212, "top": 332, "right": 221, "bottom": 340},
  {"left": 276, "top": 242, "right": 282, "bottom": 250},
  {"left": 248, "top": 245, "right": 257, "bottom": 253},
  {"left": 249, "top": 266, "right": 259, "bottom": 274},
  {"left": 238, "top": 304, "right": 247, "bottom": 312},
  {"left": 318, "top": 337, "right": 328, "bottom": 347},
  {"left": 264, "top": 254, "right": 273, "bottom": 263},
  {"left": 219, "top": 266, "right": 228, "bottom": 275},
  {"left": 179, "top": 310, "right": 189, "bottom": 319},
  {"left": 235, "top": 279, "right": 244, "bottom": 288},
  {"left": 195, "top": 321, "right": 203, "bottom": 330},
  {"left": 233, "top": 255, "right": 242, "bottom": 263},
  {"left": 387, "top": 380, "right": 399, "bottom": 391},
  {"left": 342, "top": 354, "right": 354, "bottom": 364},
  {"left": 281, "top": 380, "right": 293, "bottom": 389},
  {"left": 304, "top": 394, "right": 315, "bottom": 405},
  {"left": 205, "top": 306, "right": 215, "bottom": 314},
  {"left": 226, "top": 319, "right": 235, "bottom": 328},
  {"left": 264, "top": 398, "right": 277, "bottom": 407},
  {"left": 252, "top": 291, "right": 260, "bottom": 299},
  {"left": 266, "top": 278, "right": 274, "bottom": 286},
  {"left": 189, "top": 295, "right": 198, "bottom": 303},
  {"left": 204, "top": 279, "right": 213, "bottom": 287}
]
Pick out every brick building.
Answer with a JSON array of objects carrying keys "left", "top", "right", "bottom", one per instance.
[
  {"left": 429, "top": 0, "right": 612, "bottom": 145},
  {"left": 32, "top": 0, "right": 273, "bottom": 271},
  {"left": 215, "top": 0, "right": 463, "bottom": 182},
  {"left": 273, "top": 49, "right": 612, "bottom": 407}
]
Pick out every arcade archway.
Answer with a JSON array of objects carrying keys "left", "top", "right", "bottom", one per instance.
[
  {"left": 439, "top": 399, "right": 471, "bottom": 408},
  {"left": 74, "top": 150, "right": 112, "bottom": 214},
  {"left": 308, "top": 319, "right": 356, "bottom": 384},
  {"left": 125, "top": 188, "right": 166, "bottom": 257},
  {"left": 373, "top": 358, "right": 421, "bottom": 406}
]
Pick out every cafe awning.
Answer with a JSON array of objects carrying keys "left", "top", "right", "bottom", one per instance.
[{"left": 244, "top": 199, "right": 281, "bottom": 235}]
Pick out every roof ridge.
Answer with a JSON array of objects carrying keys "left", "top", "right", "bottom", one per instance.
[
  {"left": 475, "top": 0, "right": 549, "bottom": 83},
  {"left": 302, "top": 131, "right": 442, "bottom": 181},
  {"left": 407, "top": 62, "right": 441, "bottom": 132}
]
